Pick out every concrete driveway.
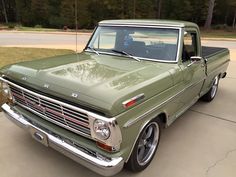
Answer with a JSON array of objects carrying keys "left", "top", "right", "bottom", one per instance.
[
  {"left": 0, "top": 62, "right": 236, "bottom": 177},
  {"left": 0, "top": 31, "right": 236, "bottom": 177}
]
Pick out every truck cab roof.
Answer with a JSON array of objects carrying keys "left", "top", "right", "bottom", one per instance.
[{"left": 99, "top": 19, "right": 199, "bottom": 28}]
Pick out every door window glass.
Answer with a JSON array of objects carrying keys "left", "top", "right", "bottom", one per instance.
[{"left": 182, "top": 32, "right": 197, "bottom": 62}]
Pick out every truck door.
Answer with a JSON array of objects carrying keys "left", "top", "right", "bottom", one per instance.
[{"left": 179, "top": 30, "right": 206, "bottom": 106}]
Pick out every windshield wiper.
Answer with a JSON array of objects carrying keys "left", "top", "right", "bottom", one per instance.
[
  {"left": 112, "top": 49, "right": 141, "bottom": 62},
  {"left": 86, "top": 46, "right": 100, "bottom": 55}
]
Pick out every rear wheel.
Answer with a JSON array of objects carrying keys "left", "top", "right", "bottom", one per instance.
[
  {"left": 201, "top": 75, "right": 219, "bottom": 102},
  {"left": 126, "top": 120, "right": 161, "bottom": 172}
]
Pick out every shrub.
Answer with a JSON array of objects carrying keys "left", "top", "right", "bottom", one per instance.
[
  {"left": 34, "top": 24, "right": 42, "bottom": 28},
  {"left": 8, "top": 23, "right": 16, "bottom": 29}
]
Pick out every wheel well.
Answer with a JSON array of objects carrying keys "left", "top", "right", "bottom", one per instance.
[
  {"left": 125, "top": 112, "right": 166, "bottom": 163},
  {"left": 154, "top": 112, "right": 167, "bottom": 128}
]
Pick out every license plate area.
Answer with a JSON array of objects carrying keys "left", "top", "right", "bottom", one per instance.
[{"left": 29, "top": 126, "right": 48, "bottom": 147}]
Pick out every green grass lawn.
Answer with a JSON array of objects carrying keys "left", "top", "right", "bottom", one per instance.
[
  {"left": 0, "top": 47, "right": 73, "bottom": 67},
  {"left": 0, "top": 47, "right": 74, "bottom": 109},
  {"left": 201, "top": 30, "right": 236, "bottom": 39},
  {"left": 16, "top": 26, "right": 93, "bottom": 33},
  {"left": 0, "top": 23, "right": 93, "bottom": 33},
  {"left": 17, "top": 26, "right": 60, "bottom": 32}
]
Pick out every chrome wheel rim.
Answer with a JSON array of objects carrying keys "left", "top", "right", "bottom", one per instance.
[
  {"left": 137, "top": 122, "right": 159, "bottom": 166},
  {"left": 211, "top": 76, "right": 219, "bottom": 98}
]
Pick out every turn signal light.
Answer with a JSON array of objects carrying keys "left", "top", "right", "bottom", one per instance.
[
  {"left": 96, "top": 141, "right": 113, "bottom": 152},
  {"left": 124, "top": 100, "right": 136, "bottom": 108},
  {"left": 122, "top": 93, "right": 145, "bottom": 109}
]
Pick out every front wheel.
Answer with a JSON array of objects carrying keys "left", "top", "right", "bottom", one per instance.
[
  {"left": 201, "top": 75, "right": 219, "bottom": 102},
  {"left": 126, "top": 120, "right": 161, "bottom": 172}
]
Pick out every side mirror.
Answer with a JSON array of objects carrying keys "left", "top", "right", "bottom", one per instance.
[
  {"left": 187, "top": 56, "right": 203, "bottom": 67},
  {"left": 190, "top": 56, "right": 202, "bottom": 61}
]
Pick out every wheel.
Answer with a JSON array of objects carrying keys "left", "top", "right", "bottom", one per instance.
[
  {"left": 201, "top": 75, "right": 219, "bottom": 102},
  {"left": 126, "top": 120, "right": 161, "bottom": 172}
]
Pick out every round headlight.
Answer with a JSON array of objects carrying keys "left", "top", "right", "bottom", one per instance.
[
  {"left": 1, "top": 82, "right": 12, "bottom": 100},
  {"left": 2, "top": 82, "right": 9, "bottom": 96},
  {"left": 93, "top": 120, "right": 110, "bottom": 140}
]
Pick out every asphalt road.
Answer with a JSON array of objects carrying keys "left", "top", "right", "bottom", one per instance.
[
  {"left": 0, "top": 32, "right": 90, "bottom": 50},
  {"left": 0, "top": 32, "right": 88, "bottom": 45},
  {"left": 0, "top": 31, "right": 236, "bottom": 177},
  {"left": 0, "top": 31, "right": 236, "bottom": 51}
]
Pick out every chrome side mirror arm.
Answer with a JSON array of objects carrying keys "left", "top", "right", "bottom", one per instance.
[{"left": 187, "top": 56, "right": 203, "bottom": 67}]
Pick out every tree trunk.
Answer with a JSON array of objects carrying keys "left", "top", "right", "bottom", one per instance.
[
  {"left": 155, "top": 0, "right": 162, "bottom": 19},
  {"left": 204, "top": 0, "right": 216, "bottom": 30},
  {"left": 1, "top": 0, "right": 8, "bottom": 23},
  {"left": 233, "top": 10, "right": 236, "bottom": 29},
  {"left": 121, "top": 0, "right": 124, "bottom": 19},
  {"left": 224, "top": 8, "right": 229, "bottom": 25},
  {"left": 133, "top": 0, "right": 136, "bottom": 19}
]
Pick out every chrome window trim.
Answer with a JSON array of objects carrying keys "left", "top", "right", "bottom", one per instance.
[
  {"left": 176, "top": 27, "right": 183, "bottom": 63},
  {"left": 86, "top": 25, "right": 182, "bottom": 63}
]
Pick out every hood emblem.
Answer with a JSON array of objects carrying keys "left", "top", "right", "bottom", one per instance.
[
  {"left": 72, "top": 93, "right": 78, "bottom": 98},
  {"left": 22, "top": 77, "right": 27, "bottom": 81},
  {"left": 43, "top": 84, "right": 50, "bottom": 88}
]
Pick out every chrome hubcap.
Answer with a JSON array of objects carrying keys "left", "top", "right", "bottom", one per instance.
[
  {"left": 211, "top": 76, "right": 219, "bottom": 98},
  {"left": 137, "top": 122, "right": 159, "bottom": 166}
]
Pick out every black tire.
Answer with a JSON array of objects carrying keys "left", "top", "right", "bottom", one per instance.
[
  {"left": 125, "top": 119, "right": 161, "bottom": 172},
  {"left": 201, "top": 75, "right": 219, "bottom": 102}
]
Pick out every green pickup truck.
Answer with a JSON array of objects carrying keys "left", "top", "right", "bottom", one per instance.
[{"left": 0, "top": 20, "right": 230, "bottom": 176}]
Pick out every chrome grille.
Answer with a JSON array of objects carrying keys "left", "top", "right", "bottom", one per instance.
[{"left": 9, "top": 85, "right": 91, "bottom": 137}]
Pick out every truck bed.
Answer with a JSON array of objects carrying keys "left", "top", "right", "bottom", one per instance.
[{"left": 202, "top": 46, "right": 228, "bottom": 58}]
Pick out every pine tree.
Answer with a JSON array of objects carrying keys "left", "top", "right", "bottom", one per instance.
[
  {"left": 1, "top": 0, "right": 8, "bottom": 23},
  {"left": 48, "top": 0, "right": 63, "bottom": 28},
  {"left": 31, "top": 0, "right": 49, "bottom": 26},
  {"left": 60, "top": 0, "right": 75, "bottom": 28},
  {"left": 77, "top": 0, "right": 90, "bottom": 28},
  {"left": 15, "top": 0, "right": 32, "bottom": 25}
]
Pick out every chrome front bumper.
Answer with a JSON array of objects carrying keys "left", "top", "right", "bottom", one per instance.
[{"left": 1, "top": 103, "right": 124, "bottom": 176}]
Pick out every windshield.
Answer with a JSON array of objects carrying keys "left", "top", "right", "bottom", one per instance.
[{"left": 86, "top": 26, "right": 179, "bottom": 61}]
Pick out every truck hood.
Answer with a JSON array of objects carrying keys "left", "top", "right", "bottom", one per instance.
[{"left": 1, "top": 53, "right": 175, "bottom": 117}]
